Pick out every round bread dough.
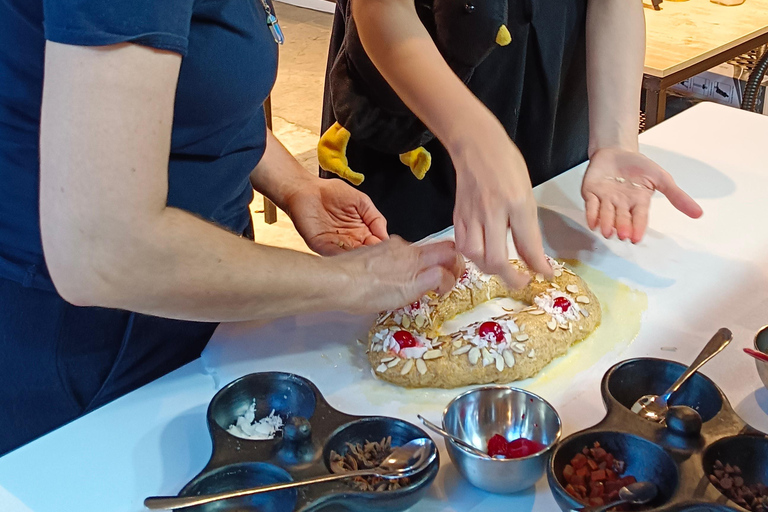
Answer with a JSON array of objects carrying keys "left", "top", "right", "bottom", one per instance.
[{"left": 368, "top": 258, "right": 601, "bottom": 388}]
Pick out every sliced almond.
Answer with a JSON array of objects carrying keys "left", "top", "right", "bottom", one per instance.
[
  {"left": 528, "top": 309, "right": 545, "bottom": 316},
  {"left": 551, "top": 283, "right": 560, "bottom": 289},
  {"left": 371, "top": 343, "right": 382, "bottom": 352},
  {"left": 566, "top": 284, "right": 579, "bottom": 294},
  {"left": 576, "top": 295, "right": 590, "bottom": 304},
  {"left": 522, "top": 306, "right": 537, "bottom": 312},
  {"left": 401, "top": 316, "right": 411, "bottom": 328},
  {"left": 494, "top": 353, "right": 505, "bottom": 372},
  {"left": 423, "top": 349, "right": 443, "bottom": 360},
  {"left": 580, "top": 308, "right": 590, "bottom": 318},
  {"left": 547, "top": 318, "right": 557, "bottom": 331},
  {"left": 528, "top": 349, "right": 536, "bottom": 358},
  {"left": 400, "top": 359, "right": 414, "bottom": 375},
  {"left": 468, "top": 347, "right": 481, "bottom": 365},
  {"left": 515, "top": 333, "right": 530, "bottom": 342},
  {"left": 414, "top": 314, "right": 426, "bottom": 328},
  {"left": 387, "top": 358, "right": 401, "bottom": 368},
  {"left": 511, "top": 343, "right": 526, "bottom": 354},
  {"left": 453, "top": 339, "right": 463, "bottom": 349},
  {"left": 534, "top": 273, "right": 545, "bottom": 283},
  {"left": 564, "top": 268, "right": 576, "bottom": 276},
  {"left": 560, "top": 323, "right": 569, "bottom": 331},
  {"left": 502, "top": 349, "right": 516, "bottom": 368},
  {"left": 380, "top": 357, "right": 395, "bottom": 363},
  {"left": 453, "top": 345, "right": 472, "bottom": 356},
  {"left": 376, "top": 364, "right": 388, "bottom": 373},
  {"left": 554, "top": 269, "right": 563, "bottom": 277},
  {"left": 481, "top": 348, "right": 494, "bottom": 367},
  {"left": 416, "top": 358, "right": 428, "bottom": 375}
]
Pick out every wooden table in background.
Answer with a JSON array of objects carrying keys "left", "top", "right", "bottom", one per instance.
[{"left": 643, "top": 0, "right": 768, "bottom": 127}]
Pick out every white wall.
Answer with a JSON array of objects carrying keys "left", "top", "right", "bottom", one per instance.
[{"left": 276, "top": 0, "right": 336, "bottom": 13}]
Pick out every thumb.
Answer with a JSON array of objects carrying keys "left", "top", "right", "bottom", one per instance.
[{"left": 657, "top": 175, "right": 704, "bottom": 219}]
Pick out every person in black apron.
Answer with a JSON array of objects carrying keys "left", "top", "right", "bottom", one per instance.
[{"left": 321, "top": 0, "right": 703, "bottom": 285}]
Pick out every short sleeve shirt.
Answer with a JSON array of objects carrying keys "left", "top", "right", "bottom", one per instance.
[{"left": 0, "top": 0, "right": 278, "bottom": 289}]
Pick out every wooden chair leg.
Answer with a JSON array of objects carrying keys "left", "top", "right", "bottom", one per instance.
[{"left": 263, "top": 95, "right": 278, "bottom": 224}]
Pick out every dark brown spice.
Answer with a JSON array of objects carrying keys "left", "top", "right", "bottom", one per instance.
[
  {"left": 329, "top": 436, "right": 412, "bottom": 492},
  {"left": 709, "top": 460, "right": 768, "bottom": 511}
]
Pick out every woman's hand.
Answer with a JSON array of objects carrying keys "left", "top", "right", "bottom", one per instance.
[
  {"left": 336, "top": 238, "right": 464, "bottom": 314},
  {"left": 285, "top": 177, "right": 389, "bottom": 256},
  {"left": 451, "top": 120, "right": 552, "bottom": 288},
  {"left": 582, "top": 147, "right": 703, "bottom": 243}
]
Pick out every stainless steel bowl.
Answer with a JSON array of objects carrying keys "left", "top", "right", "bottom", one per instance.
[
  {"left": 442, "top": 386, "right": 561, "bottom": 494},
  {"left": 754, "top": 325, "right": 768, "bottom": 389}
]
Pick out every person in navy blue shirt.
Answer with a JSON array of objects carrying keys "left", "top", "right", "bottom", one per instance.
[{"left": 0, "top": 0, "right": 463, "bottom": 455}]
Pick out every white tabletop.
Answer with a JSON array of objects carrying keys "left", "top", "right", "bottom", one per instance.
[{"left": 2, "top": 102, "right": 768, "bottom": 512}]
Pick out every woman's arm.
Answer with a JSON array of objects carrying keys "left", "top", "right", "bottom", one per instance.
[
  {"left": 40, "top": 42, "right": 460, "bottom": 322},
  {"left": 350, "top": 0, "right": 552, "bottom": 287},
  {"left": 582, "top": 0, "right": 702, "bottom": 242},
  {"left": 585, "top": 0, "right": 645, "bottom": 155}
]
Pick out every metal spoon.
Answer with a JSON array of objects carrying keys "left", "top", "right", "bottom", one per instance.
[
  {"left": 572, "top": 481, "right": 658, "bottom": 512},
  {"left": 631, "top": 328, "right": 732, "bottom": 422},
  {"left": 144, "top": 438, "right": 435, "bottom": 510},
  {"left": 417, "top": 414, "right": 492, "bottom": 459}
]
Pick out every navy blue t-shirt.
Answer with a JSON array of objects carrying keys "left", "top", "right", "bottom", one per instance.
[{"left": 0, "top": 0, "right": 278, "bottom": 289}]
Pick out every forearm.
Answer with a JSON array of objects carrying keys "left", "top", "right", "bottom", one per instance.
[
  {"left": 250, "top": 130, "right": 317, "bottom": 215},
  {"left": 586, "top": 0, "right": 645, "bottom": 156},
  {"left": 46, "top": 203, "right": 355, "bottom": 322},
  {"left": 351, "top": 0, "right": 500, "bottom": 157}
]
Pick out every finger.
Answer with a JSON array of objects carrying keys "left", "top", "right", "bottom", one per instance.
[
  {"left": 483, "top": 214, "right": 527, "bottom": 288},
  {"left": 357, "top": 197, "right": 390, "bottom": 241},
  {"left": 417, "top": 241, "right": 461, "bottom": 271},
  {"left": 455, "top": 217, "right": 486, "bottom": 266},
  {"left": 656, "top": 175, "right": 704, "bottom": 220},
  {"left": 598, "top": 200, "right": 616, "bottom": 239},
  {"left": 482, "top": 212, "right": 509, "bottom": 275},
  {"left": 362, "top": 233, "right": 384, "bottom": 246},
  {"left": 508, "top": 205, "right": 552, "bottom": 279},
  {"left": 615, "top": 205, "right": 633, "bottom": 241},
  {"left": 630, "top": 203, "right": 650, "bottom": 244},
  {"left": 414, "top": 266, "right": 456, "bottom": 297},
  {"left": 584, "top": 193, "right": 600, "bottom": 230}
]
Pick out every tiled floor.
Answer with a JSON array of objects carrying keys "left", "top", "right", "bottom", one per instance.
[{"left": 250, "top": 3, "right": 334, "bottom": 254}]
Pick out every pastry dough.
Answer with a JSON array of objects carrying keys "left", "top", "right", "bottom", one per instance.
[{"left": 368, "top": 258, "right": 601, "bottom": 388}]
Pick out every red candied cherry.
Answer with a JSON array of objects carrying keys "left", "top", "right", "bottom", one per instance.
[
  {"left": 553, "top": 297, "right": 572, "bottom": 312},
  {"left": 487, "top": 434, "right": 509, "bottom": 458},
  {"left": 478, "top": 321, "right": 505, "bottom": 343},
  {"left": 408, "top": 301, "right": 421, "bottom": 311},
  {"left": 393, "top": 330, "right": 418, "bottom": 350}
]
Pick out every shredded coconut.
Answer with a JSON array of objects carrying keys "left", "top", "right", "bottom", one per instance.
[
  {"left": 534, "top": 292, "right": 580, "bottom": 324},
  {"left": 227, "top": 401, "right": 283, "bottom": 440}
]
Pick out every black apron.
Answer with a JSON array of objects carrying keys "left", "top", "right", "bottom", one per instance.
[{"left": 321, "top": 0, "right": 589, "bottom": 242}]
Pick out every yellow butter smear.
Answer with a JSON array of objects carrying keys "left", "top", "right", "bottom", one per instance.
[
  {"left": 358, "top": 260, "right": 647, "bottom": 413},
  {"left": 523, "top": 259, "right": 647, "bottom": 395}
]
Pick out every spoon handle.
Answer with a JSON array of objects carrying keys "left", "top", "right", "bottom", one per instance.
[
  {"left": 417, "top": 415, "right": 490, "bottom": 458},
  {"left": 662, "top": 328, "right": 733, "bottom": 403},
  {"left": 144, "top": 469, "right": 378, "bottom": 510}
]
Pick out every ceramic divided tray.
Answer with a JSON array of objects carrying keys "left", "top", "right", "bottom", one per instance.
[
  {"left": 547, "top": 358, "right": 768, "bottom": 511},
  {"left": 173, "top": 372, "right": 439, "bottom": 512}
]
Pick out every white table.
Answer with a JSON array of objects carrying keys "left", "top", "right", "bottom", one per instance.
[{"left": 2, "top": 103, "right": 768, "bottom": 512}]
